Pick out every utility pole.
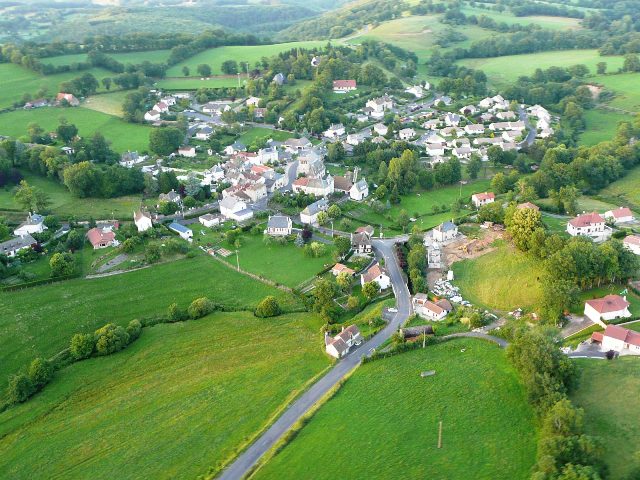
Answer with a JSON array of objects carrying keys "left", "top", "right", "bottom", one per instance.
[{"left": 236, "top": 249, "right": 240, "bottom": 271}]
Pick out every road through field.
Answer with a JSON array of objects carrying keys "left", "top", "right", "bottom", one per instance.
[{"left": 217, "top": 239, "right": 412, "bottom": 480}]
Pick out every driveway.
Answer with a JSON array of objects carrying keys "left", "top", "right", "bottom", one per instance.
[{"left": 217, "top": 238, "right": 412, "bottom": 480}]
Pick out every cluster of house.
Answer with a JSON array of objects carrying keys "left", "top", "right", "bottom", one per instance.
[
  {"left": 567, "top": 207, "right": 637, "bottom": 244},
  {"left": 583, "top": 293, "right": 640, "bottom": 355},
  {"left": 144, "top": 95, "right": 178, "bottom": 122},
  {"left": 0, "top": 212, "right": 46, "bottom": 257},
  {"left": 23, "top": 92, "right": 80, "bottom": 109}
]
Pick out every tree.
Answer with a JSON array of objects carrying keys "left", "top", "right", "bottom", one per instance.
[
  {"left": 334, "top": 236, "right": 351, "bottom": 256},
  {"left": 197, "top": 64, "right": 212, "bottom": 76},
  {"left": 316, "top": 211, "right": 329, "bottom": 226},
  {"left": 28, "top": 357, "right": 53, "bottom": 389},
  {"left": 375, "top": 184, "right": 388, "bottom": 200},
  {"left": 56, "top": 122, "right": 78, "bottom": 144},
  {"left": 467, "top": 154, "right": 482, "bottom": 179},
  {"left": 221, "top": 60, "right": 239, "bottom": 75},
  {"left": 347, "top": 295, "right": 360, "bottom": 310},
  {"left": 507, "top": 207, "right": 543, "bottom": 252},
  {"left": 596, "top": 62, "right": 607, "bottom": 75},
  {"left": 168, "top": 302, "right": 187, "bottom": 322},
  {"left": 126, "top": 319, "right": 142, "bottom": 342},
  {"left": 182, "top": 66, "right": 190, "bottom": 77},
  {"left": 362, "top": 281, "right": 379, "bottom": 300},
  {"left": 491, "top": 172, "right": 509, "bottom": 194},
  {"left": 70, "top": 333, "right": 95, "bottom": 360},
  {"left": 477, "top": 202, "right": 505, "bottom": 224},
  {"left": 14, "top": 180, "right": 50, "bottom": 212},
  {"left": 255, "top": 296, "right": 281, "bottom": 318},
  {"left": 5, "top": 374, "right": 34, "bottom": 404},
  {"left": 336, "top": 272, "right": 352, "bottom": 292},
  {"left": 623, "top": 54, "right": 640, "bottom": 72},
  {"left": 50, "top": 252, "right": 76, "bottom": 277},
  {"left": 188, "top": 297, "right": 215, "bottom": 319},
  {"left": 102, "top": 77, "right": 112, "bottom": 90},
  {"left": 145, "top": 244, "right": 161, "bottom": 263},
  {"left": 313, "top": 278, "right": 336, "bottom": 313},
  {"left": 149, "top": 127, "right": 183, "bottom": 156},
  {"left": 398, "top": 209, "right": 410, "bottom": 231},
  {"left": 94, "top": 323, "right": 129, "bottom": 355}
]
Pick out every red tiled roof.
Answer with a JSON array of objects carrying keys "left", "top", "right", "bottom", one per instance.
[
  {"left": 569, "top": 212, "right": 604, "bottom": 228},
  {"left": 293, "top": 177, "right": 310, "bottom": 187},
  {"left": 332, "top": 263, "right": 355, "bottom": 275},
  {"left": 86, "top": 228, "right": 115, "bottom": 248},
  {"left": 591, "top": 331, "right": 603, "bottom": 343},
  {"left": 624, "top": 235, "right": 640, "bottom": 246},
  {"left": 608, "top": 207, "right": 633, "bottom": 219},
  {"left": 333, "top": 80, "right": 356, "bottom": 89},
  {"left": 604, "top": 324, "right": 640, "bottom": 347},
  {"left": 585, "top": 294, "right": 630, "bottom": 314},
  {"left": 472, "top": 192, "right": 495, "bottom": 201},
  {"left": 362, "top": 263, "right": 384, "bottom": 283}
]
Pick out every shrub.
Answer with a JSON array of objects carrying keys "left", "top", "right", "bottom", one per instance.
[
  {"left": 255, "top": 296, "right": 281, "bottom": 318},
  {"left": 145, "top": 244, "right": 161, "bottom": 263},
  {"left": 94, "top": 323, "right": 130, "bottom": 356},
  {"left": 168, "top": 302, "right": 188, "bottom": 322},
  {"left": 188, "top": 297, "right": 215, "bottom": 319},
  {"left": 27, "top": 358, "right": 53, "bottom": 390},
  {"left": 5, "top": 374, "right": 34, "bottom": 404},
  {"left": 49, "top": 252, "right": 76, "bottom": 277},
  {"left": 70, "top": 332, "right": 95, "bottom": 360},
  {"left": 126, "top": 319, "right": 142, "bottom": 342}
]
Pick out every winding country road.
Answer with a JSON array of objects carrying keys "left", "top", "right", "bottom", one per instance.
[{"left": 217, "top": 239, "right": 412, "bottom": 480}]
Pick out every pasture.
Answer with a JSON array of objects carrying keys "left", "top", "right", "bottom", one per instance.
[
  {"left": 572, "top": 358, "right": 640, "bottom": 479},
  {"left": 460, "top": 6, "right": 584, "bottom": 30},
  {"left": 0, "top": 63, "right": 114, "bottom": 109},
  {"left": 599, "top": 164, "right": 640, "bottom": 209},
  {"left": 0, "top": 172, "right": 142, "bottom": 220},
  {"left": 237, "top": 127, "right": 292, "bottom": 145},
  {"left": 254, "top": 339, "right": 537, "bottom": 480},
  {"left": 0, "top": 311, "right": 329, "bottom": 480},
  {"left": 0, "top": 107, "right": 151, "bottom": 153},
  {"left": 578, "top": 108, "right": 631, "bottom": 146},
  {"left": 452, "top": 240, "right": 544, "bottom": 311},
  {"left": 0, "top": 253, "right": 302, "bottom": 391},
  {"left": 165, "top": 41, "right": 326, "bottom": 77},
  {"left": 591, "top": 72, "right": 640, "bottom": 113},
  {"left": 156, "top": 76, "right": 242, "bottom": 90},
  {"left": 458, "top": 50, "right": 625, "bottom": 87},
  {"left": 83, "top": 91, "right": 131, "bottom": 117}
]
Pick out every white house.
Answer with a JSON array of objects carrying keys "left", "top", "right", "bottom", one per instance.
[
  {"left": 351, "top": 231, "right": 372, "bottom": 255},
  {"left": 426, "top": 144, "right": 446, "bottom": 157},
  {"left": 464, "top": 124, "right": 485, "bottom": 135},
  {"left": 623, "top": 235, "right": 640, "bottom": 255},
  {"left": 325, "top": 325, "right": 362, "bottom": 358},
  {"left": 0, "top": 234, "right": 36, "bottom": 257},
  {"left": 405, "top": 85, "right": 424, "bottom": 98},
  {"left": 567, "top": 212, "right": 612, "bottom": 242},
  {"left": 360, "top": 263, "right": 390, "bottom": 290},
  {"left": 257, "top": 147, "right": 279, "bottom": 164},
  {"left": 219, "top": 196, "right": 254, "bottom": 222},
  {"left": 14, "top": 213, "right": 47, "bottom": 237},
  {"left": 292, "top": 175, "right": 334, "bottom": 197},
  {"left": 144, "top": 110, "right": 161, "bottom": 122},
  {"left": 592, "top": 324, "right": 640, "bottom": 354},
  {"left": 300, "top": 198, "right": 328, "bottom": 225},
  {"left": 169, "top": 222, "right": 193, "bottom": 241},
  {"left": 373, "top": 123, "right": 388, "bottom": 136},
  {"left": 178, "top": 146, "right": 196, "bottom": 158},
  {"left": 471, "top": 192, "right": 495, "bottom": 208},
  {"left": 604, "top": 207, "right": 635, "bottom": 224},
  {"left": 199, "top": 213, "right": 221, "bottom": 228},
  {"left": 133, "top": 210, "right": 153, "bottom": 232},
  {"left": 333, "top": 79, "right": 357, "bottom": 93},
  {"left": 266, "top": 215, "right": 292, "bottom": 236},
  {"left": 453, "top": 146, "right": 473, "bottom": 160},
  {"left": 584, "top": 294, "right": 631, "bottom": 326},
  {"left": 432, "top": 221, "right": 458, "bottom": 242},
  {"left": 202, "top": 102, "right": 231, "bottom": 115},
  {"left": 412, "top": 293, "right": 452, "bottom": 321},
  {"left": 324, "top": 123, "right": 346, "bottom": 139},
  {"left": 195, "top": 126, "right": 213, "bottom": 141},
  {"left": 398, "top": 128, "right": 416, "bottom": 141},
  {"left": 444, "top": 113, "right": 460, "bottom": 127},
  {"left": 459, "top": 105, "right": 478, "bottom": 115},
  {"left": 246, "top": 96, "right": 261, "bottom": 107},
  {"left": 283, "top": 137, "right": 313, "bottom": 152},
  {"left": 349, "top": 179, "right": 369, "bottom": 201},
  {"left": 87, "top": 227, "right": 116, "bottom": 250}
]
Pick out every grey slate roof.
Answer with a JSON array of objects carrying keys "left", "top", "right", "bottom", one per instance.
[{"left": 268, "top": 215, "right": 291, "bottom": 229}]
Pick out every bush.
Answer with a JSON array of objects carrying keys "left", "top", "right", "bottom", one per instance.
[
  {"left": 255, "top": 296, "right": 281, "bottom": 318},
  {"left": 27, "top": 357, "right": 53, "bottom": 390},
  {"left": 70, "top": 332, "right": 95, "bottom": 360},
  {"left": 94, "top": 323, "right": 130, "bottom": 356},
  {"left": 167, "top": 302, "right": 188, "bottom": 322},
  {"left": 5, "top": 374, "right": 34, "bottom": 404},
  {"left": 126, "top": 319, "right": 142, "bottom": 342},
  {"left": 50, "top": 252, "right": 76, "bottom": 277},
  {"left": 145, "top": 244, "right": 161, "bottom": 263},
  {"left": 187, "top": 297, "right": 215, "bottom": 319}
]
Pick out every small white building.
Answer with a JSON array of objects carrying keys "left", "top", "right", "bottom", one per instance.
[
  {"left": 471, "top": 192, "right": 495, "bottom": 208},
  {"left": 432, "top": 221, "right": 458, "bottom": 242},
  {"left": 412, "top": 294, "right": 452, "bottom": 321},
  {"left": 300, "top": 198, "right": 328, "bottom": 225},
  {"left": 623, "top": 235, "right": 640, "bottom": 255},
  {"left": 246, "top": 96, "right": 261, "bottom": 107},
  {"left": 567, "top": 212, "right": 612, "bottom": 242},
  {"left": 333, "top": 80, "right": 357, "bottom": 93},
  {"left": 405, "top": 85, "right": 424, "bottom": 98},
  {"left": 464, "top": 124, "right": 485, "bottom": 135},
  {"left": 444, "top": 113, "right": 460, "bottom": 127},
  {"left": 219, "top": 196, "right": 254, "bottom": 222},
  {"left": 266, "top": 215, "right": 292, "bottom": 236},
  {"left": 144, "top": 110, "right": 161, "bottom": 122},
  {"left": 325, "top": 325, "right": 362, "bottom": 358},
  {"left": 13, "top": 213, "right": 47, "bottom": 237},
  {"left": 584, "top": 294, "right": 631, "bottom": 326},
  {"left": 349, "top": 179, "right": 369, "bottom": 201},
  {"left": 360, "top": 263, "right": 390, "bottom": 290},
  {"left": 592, "top": 324, "right": 640, "bottom": 354},
  {"left": 133, "top": 210, "right": 153, "bottom": 232},
  {"left": 169, "top": 222, "right": 193, "bottom": 241},
  {"left": 398, "top": 128, "right": 416, "bottom": 141},
  {"left": 199, "top": 213, "right": 221, "bottom": 228},
  {"left": 324, "top": 123, "right": 346, "bottom": 139},
  {"left": 178, "top": 146, "right": 196, "bottom": 158},
  {"left": 373, "top": 123, "right": 388, "bottom": 136},
  {"left": 604, "top": 207, "right": 635, "bottom": 224}
]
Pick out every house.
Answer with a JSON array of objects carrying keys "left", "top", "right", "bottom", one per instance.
[
  {"left": 283, "top": 137, "right": 312, "bottom": 152},
  {"left": 471, "top": 192, "right": 495, "bottom": 208},
  {"left": 350, "top": 179, "right": 369, "bottom": 201},
  {"left": 199, "top": 213, "right": 221, "bottom": 228},
  {"left": 584, "top": 294, "right": 631, "bottom": 326},
  {"left": 257, "top": 147, "right": 279, "bottom": 164},
  {"left": 246, "top": 96, "right": 261, "bottom": 107},
  {"left": 254, "top": 108, "right": 267, "bottom": 119},
  {"left": 87, "top": 227, "right": 116, "bottom": 249},
  {"left": 444, "top": 113, "right": 460, "bottom": 127},
  {"left": 604, "top": 207, "right": 635, "bottom": 224},
  {"left": 426, "top": 144, "right": 446, "bottom": 157},
  {"left": 423, "top": 119, "right": 440, "bottom": 130},
  {"left": 405, "top": 85, "right": 424, "bottom": 98},
  {"left": 333, "top": 80, "right": 357, "bottom": 93},
  {"left": 24, "top": 98, "right": 49, "bottom": 109},
  {"left": 496, "top": 111, "right": 517, "bottom": 120},
  {"left": 413, "top": 293, "right": 452, "bottom": 321},
  {"left": 373, "top": 123, "right": 388, "bottom": 136},
  {"left": 464, "top": 124, "right": 485, "bottom": 135},
  {"left": 325, "top": 325, "right": 362, "bottom": 359},
  {"left": 324, "top": 123, "right": 345, "bottom": 139},
  {"left": 56, "top": 92, "right": 79, "bottom": 106},
  {"left": 219, "top": 196, "right": 254, "bottom": 222},
  {"left": 489, "top": 121, "right": 526, "bottom": 132},
  {"left": 120, "top": 151, "right": 147, "bottom": 168},
  {"left": 459, "top": 105, "right": 478, "bottom": 115},
  {"left": 346, "top": 129, "right": 371, "bottom": 146},
  {"left": 360, "top": 263, "right": 390, "bottom": 290},
  {"left": 398, "top": 128, "right": 416, "bottom": 141},
  {"left": 159, "top": 190, "right": 182, "bottom": 205},
  {"left": 202, "top": 102, "right": 231, "bottom": 115},
  {"left": 153, "top": 101, "right": 169, "bottom": 114},
  {"left": 14, "top": 213, "right": 47, "bottom": 237},
  {"left": 224, "top": 142, "right": 247, "bottom": 155},
  {"left": 517, "top": 202, "right": 540, "bottom": 211},
  {"left": 178, "top": 146, "right": 196, "bottom": 158},
  {"left": 195, "top": 126, "right": 213, "bottom": 141},
  {"left": 292, "top": 175, "right": 334, "bottom": 197},
  {"left": 133, "top": 210, "right": 153, "bottom": 232},
  {"left": 623, "top": 235, "right": 640, "bottom": 255},
  {"left": 144, "top": 110, "right": 161, "bottom": 122},
  {"left": 0, "top": 234, "right": 36, "bottom": 257},
  {"left": 331, "top": 263, "right": 355, "bottom": 277},
  {"left": 432, "top": 221, "right": 458, "bottom": 242},
  {"left": 351, "top": 232, "right": 372, "bottom": 255},
  {"left": 333, "top": 173, "right": 353, "bottom": 194},
  {"left": 300, "top": 198, "right": 328, "bottom": 225},
  {"left": 567, "top": 212, "right": 612, "bottom": 242},
  {"left": 356, "top": 225, "right": 374, "bottom": 237},
  {"left": 453, "top": 146, "right": 473, "bottom": 160},
  {"left": 266, "top": 215, "right": 292, "bottom": 236},
  {"left": 169, "top": 222, "right": 193, "bottom": 241},
  {"left": 365, "top": 96, "right": 393, "bottom": 118},
  {"left": 592, "top": 324, "right": 640, "bottom": 354}
]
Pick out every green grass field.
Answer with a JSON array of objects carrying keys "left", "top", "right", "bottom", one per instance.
[
  {"left": 83, "top": 91, "right": 131, "bottom": 117},
  {"left": 599, "top": 165, "right": 640, "bottom": 209},
  {"left": 452, "top": 240, "right": 544, "bottom": 311},
  {"left": 459, "top": 50, "right": 625, "bottom": 87},
  {"left": 237, "top": 127, "right": 292, "bottom": 145},
  {"left": 254, "top": 339, "right": 537, "bottom": 480},
  {"left": 156, "top": 76, "right": 243, "bottom": 90},
  {"left": 0, "top": 106, "right": 151, "bottom": 152},
  {"left": 0, "top": 172, "right": 143, "bottom": 220},
  {"left": 572, "top": 358, "right": 640, "bottom": 479},
  {"left": 0, "top": 253, "right": 302, "bottom": 391},
  {"left": 42, "top": 50, "right": 172, "bottom": 68},
  {"left": 0, "top": 63, "right": 114, "bottom": 109},
  {"left": 460, "top": 6, "right": 583, "bottom": 30},
  {"left": 578, "top": 108, "right": 631, "bottom": 146},
  {"left": 591, "top": 73, "right": 640, "bottom": 113},
  {"left": 165, "top": 41, "right": 325, "bottom": 77},
  {"left": 0, "top": 311, "right": 329, "bottom": 480}
]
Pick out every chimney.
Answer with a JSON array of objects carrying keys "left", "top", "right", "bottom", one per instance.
[
  {"left": 324, "top": 331, "right": 331, "bottom": 345},
  {"left": 341, "top": 326, "right": 345, "bottom": 332}
]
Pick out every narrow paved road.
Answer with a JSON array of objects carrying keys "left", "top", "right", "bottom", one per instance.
[
  {"left": 518, "top": 105, "right": 536, "bottom": 147},
  {"left": 217, "top": 239, "right": 411, "bottom": 480}
]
